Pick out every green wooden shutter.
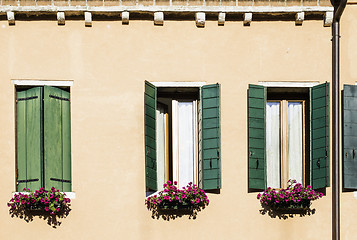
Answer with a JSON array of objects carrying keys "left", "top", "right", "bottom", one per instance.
[
  {"left": 16, "top": 87, "right": 43, "bottom": 191},
  {"left": 248, "top": 84, "right": 266, "bottom": 190},
  {"left": 343, "top": 84, "right": 357, "bottom": 189},
  {"left": 43, "top": 86, "right": 71, "bottom": 192},
  {"left": 145, "top": 81, "right": 157, "bottom": 191},
  {"left": 310, "top": 82, "right": 330, "bottom": 189},
  {"left": 201, "top": 83, "right": 221, "bottom": 190}
]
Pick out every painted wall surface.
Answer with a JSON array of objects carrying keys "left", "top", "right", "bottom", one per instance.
[
  {"left": 0, "top": 9, "right": 355, "bottom": 240},
  {"left": 341, "top": 4, "right": 357, "bottom": 240}
]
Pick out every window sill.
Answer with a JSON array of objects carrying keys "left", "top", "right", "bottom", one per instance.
[
  {"left": 12, "top": 192, "right": 76, "bottom": 199},
  {"left": 353, "top": 192, "right": 357, "bottom": 199}
]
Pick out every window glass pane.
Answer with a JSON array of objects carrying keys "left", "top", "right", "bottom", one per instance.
[
  {"left": 288, "top": 102, "right": 303, "bottom": 184},
  {"left": 266, "top": 102, "right": 280, "bottom": 188}
]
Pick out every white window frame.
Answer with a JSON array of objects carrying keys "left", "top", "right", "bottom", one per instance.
[
  {"left": 12, "top": 79, "right": 75, "bottom": 198},
  {"left": 11, "top": 79, "right": 73, "bottom": 87}
]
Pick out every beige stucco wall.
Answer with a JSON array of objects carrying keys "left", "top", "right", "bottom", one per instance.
[
  {"left": 0, "top": 10, "right": 356, "bottom": 239},
  {"left": 340, "top": 4, "right": 357, "bottom": 240}
]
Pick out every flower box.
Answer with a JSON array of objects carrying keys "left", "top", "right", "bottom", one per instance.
[
  {"left": 257, "top": 180, "right": 323, "bottom": 214},
  {"left": 271, "top": 199, "right": 311, "bottom": 209},
  {"left": 146, "top": 181, "right": 209, "bottom": 218},
  {"left": 157, "top": 200, "right": 195, "bottom": 215},
  {"left": 270, "top": 199, "right": 311, "bottom": 214},
  {"left": 158, "top": 200, "right": 193, "bottom": 210},
  {"left": 8, "top": 187, "right": 71, "bottom": 216}
]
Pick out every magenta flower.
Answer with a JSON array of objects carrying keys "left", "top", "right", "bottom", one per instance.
[
  {"left": 257, "top": 179, "right": 323, "bottom": 208},
  {"left": 145, "top": 180, "right": 209, "bottom": 214}
]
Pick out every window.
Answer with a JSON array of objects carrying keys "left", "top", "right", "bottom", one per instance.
[
  {"left": 248, "top": 83, "right": 329, "bottom": 190},
  {"left": 144, "top": 81, "right": 221, "bottom": 192},
  {"left": 16, "top": 86, "right": 71, "bottom": 192}
]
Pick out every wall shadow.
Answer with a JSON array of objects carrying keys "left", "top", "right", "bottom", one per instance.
[
  {"left": 147, "top": 205, "right": 207, "bottom": 221},
  {"left": 258, "top": 205, "right": 316, "bottom": 220},
  {"left": 9, "top": 205, "right": 71, "bottom": 228}
]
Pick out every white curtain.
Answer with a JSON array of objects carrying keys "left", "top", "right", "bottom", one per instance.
[
  {"left": 156, "top": 105, "right": 167, "bottom": 191},
  {"left": 178, "top": 102, "right": 194, "bottom": 188},
  {"left": 172, "top": 100, "right": 195, "bottom": 188},
  {"left": 288, "top": 102, "right": 303, "bottom": 184},
  {"left": 266, "top": 102, "right": 281, "bottom": 188}
]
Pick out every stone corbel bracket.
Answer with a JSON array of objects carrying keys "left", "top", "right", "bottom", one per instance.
[
  {"left": 196, "top": 12, "right": 205, "bottom": 27},
  {"left": 7, "top": 11, "right": 15, "bottom": 25},
  {"left": 218, "top": 12, "right": 225, "bottom": 26},
  {"left": 154, "top": 12, "right": 164, "bottom": 25},
  {"left": 122, "top": 11, "right": 129, "bottom": 24},
  {"left": 244, "top": 12, "right": 252, "bottom": 26},
  {"left": 57, "top": 11, "right": 65, "bottom": 25},
  {"left": 85, "top": 12, "right": 92, "bottom": 27},
  {"left": 324, "top": 11, "right": 333, "bottom": 27},
  {"left": 295, "top": 12, "right": 304, "bottom": 26}
]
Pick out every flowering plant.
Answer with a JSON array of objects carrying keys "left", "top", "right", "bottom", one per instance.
[
  {"left": 146, "top": 181, "right": 209, "bottom": 219},
  {"left": 8, "top": 187, "right": 71, "bottom": 215},
  {"left": 257, "top": 180, "right": 323, "bottom": 209}
]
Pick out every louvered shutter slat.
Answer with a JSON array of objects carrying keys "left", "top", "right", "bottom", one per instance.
[
  {"left": 201, "top": 84, "right": 221, "bottom": 190},
  {"left": 16, "top": 87, "right": 43, "bottom": 191},
  {"left": 44, "top": 86, "right": 71, "bottom": 192},
  {"left": 343, "top": 84, "right": 357, "bottom": 189},
  {"left": 145, "top": 81, "right": 157, "bottom": 191},
  {"left": 248, "top": 84, "right": 266, "bottom": 190},
  {"left": 310, "top": 82, "right": 330, "bottom": 189}
]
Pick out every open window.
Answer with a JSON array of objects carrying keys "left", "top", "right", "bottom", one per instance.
[
  {"left": 145, "top": 81, "right": 221, "bottom": 193},
  {"left": 248, "top": 83, "right": 329, "bottom": 191}
]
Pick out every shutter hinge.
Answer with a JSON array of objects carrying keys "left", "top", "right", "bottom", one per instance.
[
  {"left": 17, "top": 178, "right": 39, "bottom": 183},
  {"left": 16, "top": 96, "right": 38, "bottom": 102},
  {"left": 49, "top": 95, "right": 70, "bottom": 102},
  {"left": 50, "top": 178, "right": 71, "bottom": 183}
]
